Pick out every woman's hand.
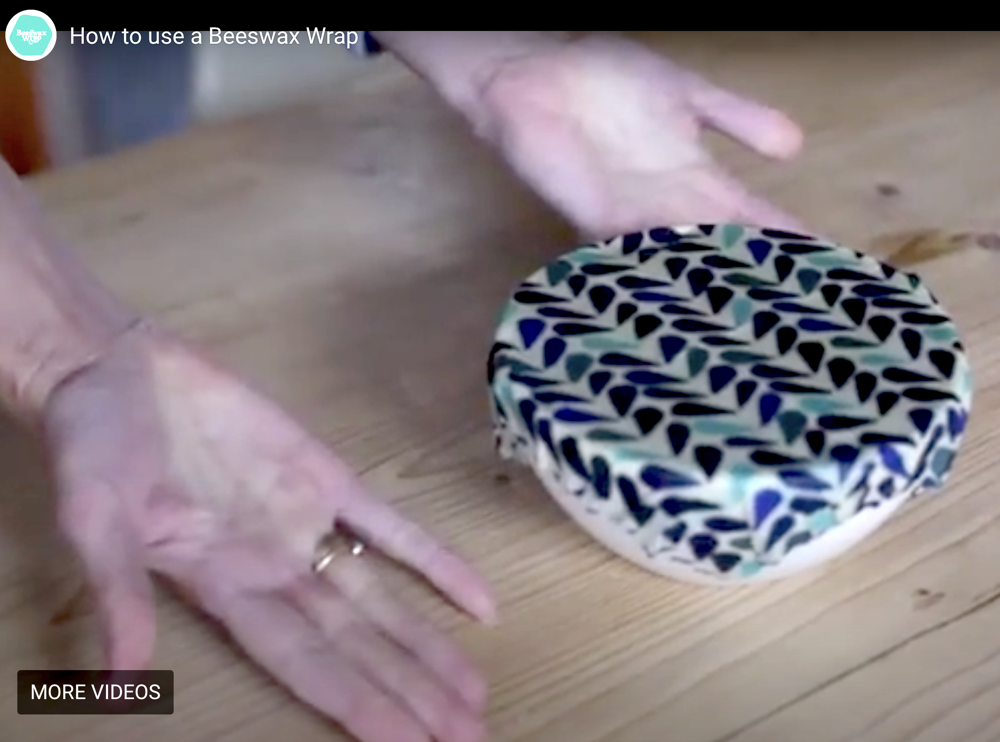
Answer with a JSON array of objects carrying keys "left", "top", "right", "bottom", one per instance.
[
  {"left": 43, "top": 323, "right": 494, "bottom": 742},
  {"left": 385, "top": 32, "right": 805, "bottom": 240},
  {"left": 477, "top": 34, "right": 805, "bottom": 239}
]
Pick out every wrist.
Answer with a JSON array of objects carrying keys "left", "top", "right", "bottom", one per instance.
[
  {"left": 12, "top": 306, "right": 141, "bottom": 431},
  {"left": 0, "top": 158, "right": 143, "bottom": 428},
  {"left": 372, "top": 32, "right": 569, "bottom": 130},
  {"left": 0, "top": 239, "right": 142, "bottom": 428}
]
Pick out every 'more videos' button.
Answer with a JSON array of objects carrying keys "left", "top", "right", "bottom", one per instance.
[{"left": 17, "top": 671, "right": 174, "bottom": 714}]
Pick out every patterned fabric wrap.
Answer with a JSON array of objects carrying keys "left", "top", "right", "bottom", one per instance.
[{"left": 489, "top": 224, "right": 972, "bottom": 583}]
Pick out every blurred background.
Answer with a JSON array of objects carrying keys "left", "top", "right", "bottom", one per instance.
[{"left": 0, "top": 32, "right": 378, "bottom": 175}]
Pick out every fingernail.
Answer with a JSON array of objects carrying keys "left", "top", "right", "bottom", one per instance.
[
  {"left": 459, "top": 673, "right": 489, "bottom": 713},
  {"left": 476, "top": 605, "right": 498, "bottom": 626},
  {"left": 474, "top": 594, "right": 498, "bottom": 626}
]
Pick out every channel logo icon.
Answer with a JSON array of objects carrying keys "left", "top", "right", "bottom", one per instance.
[{"left": 6, "top": 10, "right": 56, "bottom": 60}]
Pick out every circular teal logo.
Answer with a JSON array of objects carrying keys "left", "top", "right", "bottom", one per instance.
[{"left": 6, "top": 10, "right": 56, "bottom": 60}]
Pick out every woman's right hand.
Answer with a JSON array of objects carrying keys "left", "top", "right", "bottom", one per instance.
[{"left": 43, "top": 321, "right": 495, "bottom": 742}]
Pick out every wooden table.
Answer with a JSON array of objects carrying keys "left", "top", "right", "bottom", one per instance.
[{"left": 4, "top": 31, "right": 1000, "bottom": 742}]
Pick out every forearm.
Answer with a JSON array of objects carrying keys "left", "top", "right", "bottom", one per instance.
[
  {"left": 0, "top": 159, "right": 138, "bottom": 425},
  {"left": 371, "top": 32, "right": 568, "bottom": 124}
]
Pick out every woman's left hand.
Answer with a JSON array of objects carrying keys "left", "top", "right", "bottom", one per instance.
[{"left": 472, "top": 34, "right": 806, "bottom": 240}]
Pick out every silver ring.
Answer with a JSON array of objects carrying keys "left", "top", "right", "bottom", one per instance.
[{"left": 312, "top": 521, "right": 366, "bottom": 575}]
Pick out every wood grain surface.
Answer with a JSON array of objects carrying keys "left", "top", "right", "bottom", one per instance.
[{"left": 4, "top": 31, "right": 1000, "bottom": 742}]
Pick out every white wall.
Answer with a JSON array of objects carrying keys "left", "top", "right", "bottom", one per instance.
[
  {"left": 32, "top": 40, "right": 87, "bottom": 167},
  {"left": 30, "top": 36, "right": 382, "bottom": 169},
  {"left": 191, "top": 37, "right": 372, "bottom": 122}
]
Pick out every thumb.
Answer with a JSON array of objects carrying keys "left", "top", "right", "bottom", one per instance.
[
  {"left": 687, "top": 75, "right": 804, "bottom": 161},
  {"left": 57, "top": 486, "right": 157, "bottom": 671}
]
